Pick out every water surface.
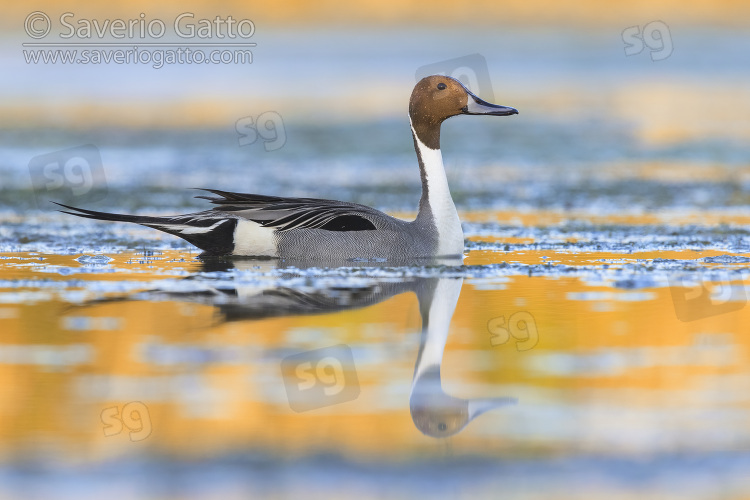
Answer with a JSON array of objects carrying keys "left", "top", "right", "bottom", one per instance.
[{"left": 2, "top": 25, "right": 750, "bottom": 500}]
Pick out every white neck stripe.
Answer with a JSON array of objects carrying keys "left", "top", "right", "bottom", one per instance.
[{"left": 410, "top": 118, "right": 464, "bottom": 256}]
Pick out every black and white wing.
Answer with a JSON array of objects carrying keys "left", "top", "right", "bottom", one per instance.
[
  {"left": 196, "top": 189, "right": 386, "bottom": 232},
  {"left": 55, "top": 189, "right": 395, "bottom": 256}
]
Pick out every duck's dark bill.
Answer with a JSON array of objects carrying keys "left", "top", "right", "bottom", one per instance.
[{"left": 463, "top": 93, "right": 519, "bottom": 116}]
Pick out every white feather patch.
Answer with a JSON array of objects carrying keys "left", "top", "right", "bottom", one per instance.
[
  {"left": 149, "top": 220, "right": 227, "bottom": 235},
  {"left": 233, "top": 219, "right": 277, "bottom": 257}
]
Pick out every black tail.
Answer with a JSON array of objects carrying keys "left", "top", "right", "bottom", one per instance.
[{"left": 55, "top": 203, "right": 237, "bottom": 256}]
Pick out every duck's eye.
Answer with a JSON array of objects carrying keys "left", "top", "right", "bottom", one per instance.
[{"left": 437, "top": 83, "right": 447, "bottom": 90}]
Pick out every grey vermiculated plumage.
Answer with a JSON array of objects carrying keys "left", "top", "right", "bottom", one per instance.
[
  {"left": 55, "top": 189, "right": 441, "bottom": 259},
  {"left": 197, "top": 189, "right": 441, "bottom": 260}
]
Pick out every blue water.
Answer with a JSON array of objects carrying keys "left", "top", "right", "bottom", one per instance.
[{"left": 2, "top": 25, "right": 750, "bottom": 499}]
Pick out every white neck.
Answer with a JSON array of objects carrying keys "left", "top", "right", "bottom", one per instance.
[{"left": 410, "top": 119, "right": 464, "bottom": 256}]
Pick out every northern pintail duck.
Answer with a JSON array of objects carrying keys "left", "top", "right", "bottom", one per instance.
[{"left": 58, "top": 76, "right": 518, "bottom": 259}]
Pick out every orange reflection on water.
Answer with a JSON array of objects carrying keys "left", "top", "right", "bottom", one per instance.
[{"left": 0, "top": 219, "right": 749, "bottom": 464}]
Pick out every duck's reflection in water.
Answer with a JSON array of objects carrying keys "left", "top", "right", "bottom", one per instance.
[
  {"left": 88, "top": 256, "right": 518, "bottom": 437},
  {"left": 410, "top": 278, "right": 517, "bottom": 437}
]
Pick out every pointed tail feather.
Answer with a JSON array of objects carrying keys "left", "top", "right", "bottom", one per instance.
[
  {"left": 54, "top": 202, "right": 174, "bottom": 225},
  {"left": 54, "top": 202, "right": 237, "bottom": 256}
]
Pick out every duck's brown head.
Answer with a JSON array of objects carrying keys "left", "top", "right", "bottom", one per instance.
[{"left": 409, "top": 75, "right": 518, "bottom": 149}]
